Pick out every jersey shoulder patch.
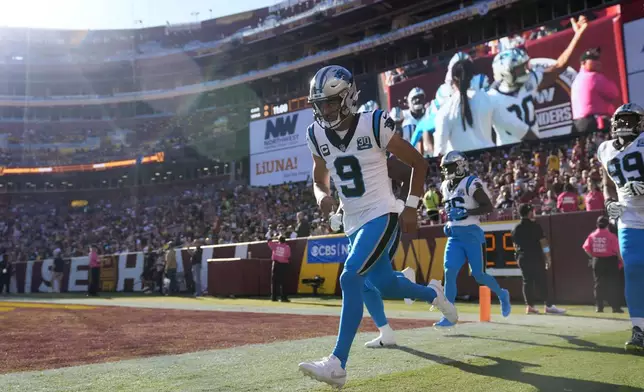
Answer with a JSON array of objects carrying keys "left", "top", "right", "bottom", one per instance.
[
  {"left": 307, "top": 123, "right": 322, "bottom": 157},
  {"left": 465, "top": 175, "right": 482, "bottom": 196}
]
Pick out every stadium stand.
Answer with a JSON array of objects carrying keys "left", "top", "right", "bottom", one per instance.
[{"left": 0, "top": 0, "right": 624, "bottom": 268}]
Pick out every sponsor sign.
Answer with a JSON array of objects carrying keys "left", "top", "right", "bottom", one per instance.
[
  {"left": 249, "top": 108, "right": 314, "bottom": 186},
  {"left": 7, "top": 249, "right": 212, "bottom": 294},
  {"left": 250, "top": 147, "right": 313, "bottom": 187},
  {"left": 307, "top": 236, "right": 350, "bottom": 264},
  {"left": 624, "top": 18, "right": 644, "bottom": 105},
  {"left": 528, "top": 58, "right": 576, "bottom": 139}
]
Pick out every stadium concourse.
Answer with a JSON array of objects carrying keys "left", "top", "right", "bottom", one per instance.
[{"left": 1, "top": 0, "right": 644, "bottom": 390}]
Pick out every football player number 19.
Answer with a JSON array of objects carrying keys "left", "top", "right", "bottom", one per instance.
[
  {"left": 335, "top": 156, "right": 366, "bottom": 198},
  {"left": 608, "top": 152, "right": 644, "bottom": 187},
  {"left": 507, "top": 95, "right": 537, "bottom": 127}
]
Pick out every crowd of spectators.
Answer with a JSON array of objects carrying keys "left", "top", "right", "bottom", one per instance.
[
  {"left": 0, "top": 108, "right": 230, "bottom": 167},
  {"left": 0, "top": 126, "right": 611, "bottom": 264},
  {"left": 1, "top": 180, "right": 329, "bottom": 262},
  {"left": 422, "top": 132, "right": 610, "bottom": 223}
]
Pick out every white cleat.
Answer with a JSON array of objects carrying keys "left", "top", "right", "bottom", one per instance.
[
  {"left": 299, "top": 355, "right": 347, "bottom": 389},
  {"left": 402, "top": 267, "right": 416, "bottom": 305},
  {"left": 545, "top": 305, "right": 567, "bottom": 315},
  {"left": 428, "top": 279, "right": 458, "bottom": 324},
  {"left": 364, "top": 335, "right": 397, "bottom": 348}
]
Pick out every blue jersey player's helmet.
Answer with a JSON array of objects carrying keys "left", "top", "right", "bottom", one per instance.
[
  {"left": 440, "top": 151, "right": 468, "bottom": 181},
  {"left": 611, "top": 103, "right": 644, "bottom": 144},
  {"left": 309, "top": 65, "right": 361, "bottom": 131}
]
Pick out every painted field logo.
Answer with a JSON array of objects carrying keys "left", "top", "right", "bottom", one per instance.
[{"left": 529, "top": 58, "right": 578, "bottom": 139}]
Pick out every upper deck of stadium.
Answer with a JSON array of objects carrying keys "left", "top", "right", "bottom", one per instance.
[{"left": 0, "top": 0, "right": 527, "bottom": 105}]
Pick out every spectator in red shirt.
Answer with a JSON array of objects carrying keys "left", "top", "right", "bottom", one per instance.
[
  {"left": 584, "top": 182, "right": 605, "bottom": 211},
  {"left": 268, "top": 236, "right": 291, "bottom": 302},
  {"left": 557, "top": 183, "right": 580, "bottom": 213},
  {"left": 582, "top": 216, "right": 623, "bottom": 313}
]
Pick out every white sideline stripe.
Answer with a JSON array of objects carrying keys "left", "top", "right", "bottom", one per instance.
[{"left": 486, "top": 268, "right": 522, "bottom": 277}]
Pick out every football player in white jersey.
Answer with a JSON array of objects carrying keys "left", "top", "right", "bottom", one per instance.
[
  {"left": 434, "top": 60, "right": 530, "bottom": 155},
  {"left": 487, "top": 17, "right": 587, "bottom": 145},
  {"left": 435, "top": 150, "right": 512, "bottom": 327},
  {"left": 597, "top": 103, "right": 644, "bottom": 353},
  {"left": 298, "top": 65, "right": 458, "bottom": 388},
  {"left": 402, "top": 87, "right": 427, "bottom": 144}
]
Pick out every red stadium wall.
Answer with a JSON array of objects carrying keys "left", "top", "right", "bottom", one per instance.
[
  {"left": 5, "top": 210, "right": 607, "bottom": 304},
  {"left": 386, "top": 14, "right": 628, "bottom": 114},
  {"left": 207, "top": 211, "right": 605, "bottom": 304}
]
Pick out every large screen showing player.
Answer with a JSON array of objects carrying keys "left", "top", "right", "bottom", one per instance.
[
  {"left": 380, "top": 13, "right": 626, "bottom": 155},
  {"left": 249, "top": 108, "right": 315, "bottom": 187}
]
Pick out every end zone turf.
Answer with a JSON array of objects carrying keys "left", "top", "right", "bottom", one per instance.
[{"left": 0, "top": 296, "right": 640, "bottom": 392}]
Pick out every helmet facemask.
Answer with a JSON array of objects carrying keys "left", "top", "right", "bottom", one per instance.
[
  {"left": 510, "top": 61, "right": 530, "bottom": 86},
  {"left": 441, "top": 161, "right": 467, "bottom": 181},
  {"left": 612, "top": 112, "right": 643, "bottom": 146},
  {"left": 311, "top": 87, "right": 357, "bottom": 131},
  {"left": 409, "top": 93, "right": 426, "bottom": 114}
]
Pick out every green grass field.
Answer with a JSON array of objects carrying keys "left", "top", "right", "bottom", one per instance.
[{"left": 0, "top": 295, "right": 642, "bottom": 391}]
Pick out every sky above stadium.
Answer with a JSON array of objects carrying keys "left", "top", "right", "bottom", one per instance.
[{"left": 0, "top": 0, "right": 279, "bottom": 30}]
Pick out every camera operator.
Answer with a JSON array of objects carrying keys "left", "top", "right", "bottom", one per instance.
[{"left": 511, "top": 204, "right": 566, "bottom": 315}]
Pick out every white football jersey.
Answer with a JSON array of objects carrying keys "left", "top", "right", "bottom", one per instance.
[
  {"left": 306, "top": 109, "right": 399, "bottom": 235},
  {"left": 440, "top": 175, "right": 484, "bottom": 227},
  {"left": 487, "top": 69, "right": 544, "bottom": 145},
  {"left": 401, "top": 109, "right": 425, "bottom": 142},
  {"left": 433, "top": 89, "right": 529, "bottom": 156},
  {"left": 597, "top": 133, "right": 644, "bottom": 230}
]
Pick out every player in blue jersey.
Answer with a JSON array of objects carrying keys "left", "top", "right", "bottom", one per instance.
[
  {"left": 298, "top": 65, "right": 458, "bottom": 388},
  {"left": 435, "top": 150, "right": 512, "bottom": 327},
  {"left": 597, "top": 103, "right": 644, "bottom": 353}
]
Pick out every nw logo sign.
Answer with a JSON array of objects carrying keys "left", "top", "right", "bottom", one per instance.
[
  {"left": 263, "top": 113, "right": 301, "bottom": 150},
  {"left": 265, "top": 114, "right": 298, "bottom": 140}
]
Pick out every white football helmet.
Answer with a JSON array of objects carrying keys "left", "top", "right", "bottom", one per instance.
[
  {"left": 470, "top": 73, "right": 490, "bottom": 90},
  {"left": 358, "top": 100, "right": 379, "bottom": 113},
  {"left": 492, "top": 47, "right": 531, "bottom": 88},
  {"left": 440, "top": 151, "right": 468, "bottom": 181},
  {"left": 407, "top": 87, "right": 426, "bottom": 114},
  {"left": 611, "top": 103, "right": 644, "bottom": 143},
  {"left": 309, "top": 65, "right": 360, "bottom": 130},
  {"left": 389, "top": 107, "right": 403, "bottom": 122},
  {"left": 446, "top": 51, "right": 472, "bottom": 83}
]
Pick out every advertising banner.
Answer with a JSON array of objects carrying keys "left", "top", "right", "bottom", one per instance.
[
  {"left": 307, "top": 236, "right": 350, "bottom": 264},
  {"left": 623, "top": 18, "right": 644, "bottom": 106},
  {"left": 249, "top": 108, "right": 314, "bottom": 186}
]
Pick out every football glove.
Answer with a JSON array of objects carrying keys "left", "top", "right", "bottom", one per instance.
[
  {"left": 605, "top": 199, "right": 625, "bottom": 220},
  {"left": 622, "top": 181, "right": 644, "bottom": 197},
  {"left": 329, "top": 211, "right": 343, "bottom": 232},
  {"left": 447, "top": 206, "right": 469, "bottom": 221}
]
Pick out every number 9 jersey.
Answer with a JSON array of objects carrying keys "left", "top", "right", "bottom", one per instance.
[
  {"left": 306, "top": 109, "right": 400, "bottom": 235},
  {"left": 597, "top": 133, "right": 644, "bottom": 229},
  {"left": 441, "top": 175, "right": 484, "bottom": 227}
]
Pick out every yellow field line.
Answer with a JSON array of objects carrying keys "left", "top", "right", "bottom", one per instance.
[{"left": 0, "top": 302, "right": 96, "bottom": 310}]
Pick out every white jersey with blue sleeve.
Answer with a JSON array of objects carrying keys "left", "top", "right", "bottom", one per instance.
[
  {"left": 597, "top": 133, "right": 644, "bottom": 230},
  {"left": 306, "top": 110, "right": 400, "bottom": 235},
  {"left": 440, "top": 175, "right": 484, "bottom": 227},
  {"left": 487, "top": 69, "right": 544, "bottom": 145}
]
